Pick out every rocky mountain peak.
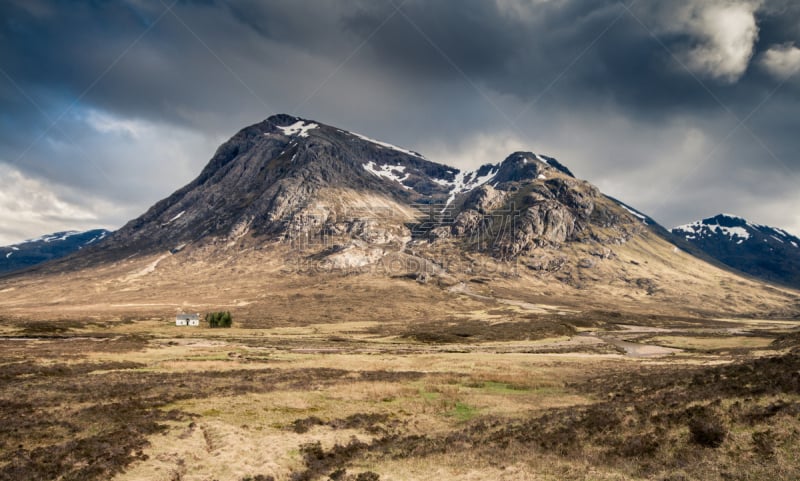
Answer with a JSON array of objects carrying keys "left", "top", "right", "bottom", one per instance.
[
  {"left": 673, "top": 214, "right": 752, "bottom": 244},
  {"left": 265, "top": 113, "right": 305, "bottom": 127},
  {"left": 498, "top": 151, "right": 574, "bottom": 178},
  {"left": 672, "top": 214, "right": 800, "bottom": 288},
  {"left": 706, "top": 213, "right": 747, "bottom": 228},
  {"left": 71, "top": 115, "right": 652, "bottom": 268}
]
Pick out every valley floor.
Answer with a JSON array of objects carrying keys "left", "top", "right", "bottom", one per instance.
[{"left": 1, "top": 308, "right": 800, "bottom": 481}]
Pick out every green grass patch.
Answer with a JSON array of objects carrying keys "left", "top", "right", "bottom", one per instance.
[
  {"left": 419, "top": 390, "right": 440, "bottom": 401},
  {"left": 447, "top": 402, "right": 478, "bottom": 422}
]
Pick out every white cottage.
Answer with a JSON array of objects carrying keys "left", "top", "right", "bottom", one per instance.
[{"left": 176, "top": 313, "right": 200, "bottom": 327}]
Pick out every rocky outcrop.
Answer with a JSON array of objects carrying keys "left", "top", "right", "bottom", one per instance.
[
  {"left": 546, "top": 178, "right": 597, "bottom": 220},
  {"left": 524, "top": 254, "right": 568, "bottom": 272},
  {"left": 460, "top": 184, "right": 507, "bottom": 214},
  {"left": 494, "top": 201, "right": 577, "bottom": 257}
]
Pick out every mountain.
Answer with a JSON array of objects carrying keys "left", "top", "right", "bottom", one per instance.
[
  {"left": 0, "top": 229, "right": 111, "bottom": 275},
  {"left": 80, "top": 114, "right": 640, "bottom": 264},
  {"left": 1, "top": 115, "right": 798, "bottom": 323},
  {"left": 672, "top": 214, "right": 800, "bottom": 288}
]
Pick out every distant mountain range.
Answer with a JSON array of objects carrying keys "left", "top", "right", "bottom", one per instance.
[
  {"left": 0, "top": 115, "right": 797, "bottom": 321},
  {"left": 0, "top": 229, "right": 111, "bottom": 275},
  {"left": 672, "top": 214, "right": 800, "bottom": 289}
]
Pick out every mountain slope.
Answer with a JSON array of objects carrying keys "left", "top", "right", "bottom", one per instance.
[
  {"left": 0, "top": 229, "right": 111, "bottom": 275},
  {"left": 673, "top": 214, "right": 800, "bottom": 288},
  {"left": 1, "top": 115, "right": 798, "bottom": 322}
]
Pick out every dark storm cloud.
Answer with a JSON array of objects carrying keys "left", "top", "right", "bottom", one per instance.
[
  {"left": 3, "top": 0, "right": 796, "bottom": 129},
  {"left": 0, "top": 0, "right": 799, "bottom": 242},
  {"left": 343, "top": 0, "right": 799, "bottom": 119}
]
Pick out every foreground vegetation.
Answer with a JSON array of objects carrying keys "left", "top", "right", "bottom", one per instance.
[{"left": 0, "top": 315, "right": 799, "bottom": 480}]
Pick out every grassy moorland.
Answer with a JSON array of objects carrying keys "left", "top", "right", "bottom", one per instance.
[{"left": 1, "top": 312, "right": 799, "bottom": 481}]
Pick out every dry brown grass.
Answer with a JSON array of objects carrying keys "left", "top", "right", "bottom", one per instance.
[
  {"left": 648, "top": 335, "right": 776, "bottom": 351},
  {"left": 0, "top": 298, "right": 799, "bottom": 480}
]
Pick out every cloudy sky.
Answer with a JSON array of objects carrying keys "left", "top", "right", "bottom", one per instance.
[{"left": 1, "top": 0, "right": 799, "bottom": 244}]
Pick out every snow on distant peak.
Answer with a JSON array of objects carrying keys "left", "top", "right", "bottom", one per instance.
[
  {"left": 534, "top": 153, "right": 551, "bottom": 165},
  {"left": 22, "top": 231, "right": 80, "bottom": 244},
  {"left": 673, "top": 219, "right": 750, "bottom": 242},
  {"left": 276, "top": 120, "right": 318, "bottom": 138},
  {"left": 773, "top": 227, "right": 791, "bottom": 238},
  {"left": 673, "top": 220, "right": 700, "bottom": 232},
  {"left": 362, "top": 161, "right": 411, "bottom": 189},
  {"left": 85, "top": 231, "right": 109, "bottom": 244},
  {"left": 350, "top": 132, "right": 425, "bottom": 159}
]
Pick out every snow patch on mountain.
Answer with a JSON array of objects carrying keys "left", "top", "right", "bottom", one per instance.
[
  {"left": 350, "top": 132, "right": 425, "bottom": 159},
  {"left": 85, "top": 232, "right": 109, "bottom": 244},
  {"left": 773, "top": 227, "right": 791, "bottom": 238},
  {"left": 437, "top": 166, "right": 499, "bottom": 209},
  {"left": 168, "top": 211, "right": 185, "bottom": 223},
  {"left": 620, "top": 204, "right": 648, "bottom": 224},
  {"left": 276, "top": 120, "right": 318, "bottom": 138},
  {"left": 362, "top": 162, "right": 411, "bottom": 188}
]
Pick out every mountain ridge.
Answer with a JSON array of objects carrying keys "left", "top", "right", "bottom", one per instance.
[
  {"left": 2, "top": 114, "right": 798, "bottom": 323},
  {"left": 0, "top": 229, "right": 111, "bottom": 275},
  {"left": 672, "top": 213, "right": 800, "bottom": 288}
]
